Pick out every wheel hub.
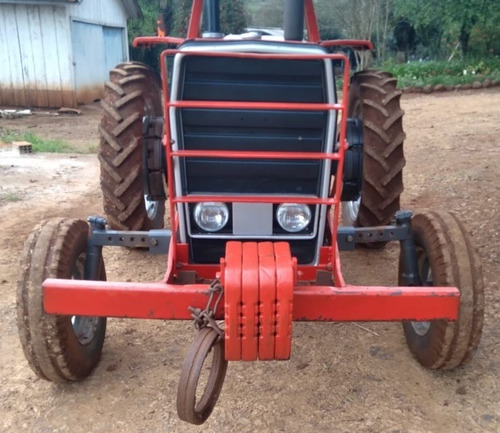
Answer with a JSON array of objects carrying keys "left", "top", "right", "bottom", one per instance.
[
  {"left": 410, "top": 248, "right": 433, "bottom": 337},
  {"left": 142, "top": 116, "right": 167, "bottom": 219},
  {"left": 71, "top": 316, "right": 100, "bottom": 345},
  {"left": 411, "top": 320, "right": 431, "bottom": 336},
  {"left": 342, "top": 197, "right": 361, "bottom": 226},
  {"left": 341, "top": 117, "right": 364, "bottom": 203},
  {"left": 144, "top": 194, "right": 159, "bottom": 219}
]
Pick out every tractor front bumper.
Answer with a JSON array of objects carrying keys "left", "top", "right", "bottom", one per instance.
[
  {"left": 44, "top": 277, "right": 459, "bottom": 322},
  {"left": 44, "top": 229, "right": 460, "bottom": 362}
]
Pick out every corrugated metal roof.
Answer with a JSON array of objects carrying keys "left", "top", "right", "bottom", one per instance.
[
  {"left": 0, "top": 0, "right": 142, "bottom": 18},
  {"left": 0, "top": 1, "right": 81, "bottom": 4}
]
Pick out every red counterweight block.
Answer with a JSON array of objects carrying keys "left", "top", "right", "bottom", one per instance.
[{"left": 223, "top": 242, "right": 295, "bottom": 361}]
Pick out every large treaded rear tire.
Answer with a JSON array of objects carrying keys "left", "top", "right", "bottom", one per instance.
[
  {"left": 99, "top": 62, "right": 165, "bottom": 230},
  {"left": 17, "top": 218, "right": 106, "bottom": 382},
  {"left": 401, "top": 211, "right": 484, "bottom": 370},
  {"left": 345, "top": 70, "right": 406, "bottom": 230}
]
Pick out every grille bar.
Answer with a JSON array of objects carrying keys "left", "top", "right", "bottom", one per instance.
[{"left": 171, "top": 149, "right": 341, "bottom": 161}]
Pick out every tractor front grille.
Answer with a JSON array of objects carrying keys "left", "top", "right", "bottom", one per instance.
[
  {"left": 168, "top": 41, "right": 338, "bottom": 264},
  {"left": 175, "top": 46, "right": 330, "bottom": 196}
]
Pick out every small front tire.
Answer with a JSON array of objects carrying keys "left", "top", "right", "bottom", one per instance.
[
  {"left": 17, "top": 218, "right": 107, "bottom": 382},
  {"left": 401, "top": 210, "right": 484, "bottom": 370}
]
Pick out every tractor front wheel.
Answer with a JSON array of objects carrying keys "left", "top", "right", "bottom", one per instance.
[
  {"left": 99, "top": 62, "right": 165, "bottom": 231},
  {"left": 400, "top": 211, "right": 484, "bottom": 370},
  {"left": 342, "top": 70, "right": 406, "bottom": 234},
  {"left": 17, "top": 218, "right": 107, "bottom": 382}
]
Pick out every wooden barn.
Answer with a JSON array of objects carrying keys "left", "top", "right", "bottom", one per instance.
[{"left": 0, "top": 0, "right": 141, "bottom": 108}]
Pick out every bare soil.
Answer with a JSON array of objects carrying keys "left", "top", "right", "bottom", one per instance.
[{"left": 1, "top": 89, "right": 499, "bottom": 433}]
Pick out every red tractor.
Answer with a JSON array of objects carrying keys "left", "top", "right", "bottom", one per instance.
[{"left": 17, "top": 0, "right": 484, "bottom": 425}]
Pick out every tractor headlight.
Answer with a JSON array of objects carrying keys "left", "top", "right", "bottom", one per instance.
[
  {"left": 194, "top": 202, "right": 229, "bottom": 232},
  {"left": 276, "top": 203, "right": 312, "bottom": 233}
]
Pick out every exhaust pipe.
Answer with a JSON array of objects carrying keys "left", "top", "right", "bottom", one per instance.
[
  {"left": 203, "top": 0, "right": 223, "bottom": 38},
  {"left": 284, "top": 0, "right": 304, "bottom": 41}
]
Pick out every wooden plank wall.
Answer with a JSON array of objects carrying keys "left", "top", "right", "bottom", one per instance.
[
  {"left": 0, "top": 5, "right": 25, "bottom": 106},
  {"left": 0, "top": 0, "right": 130, "bottom": 108},
  {"left": 0, "top": 4, "right": 75, "bottom": 107},
  {"left": 66, "top": 0, "right": 129, "bottom": 104},
  {"left": 66, "top": 0, "right": 128, "bottom": 27}
]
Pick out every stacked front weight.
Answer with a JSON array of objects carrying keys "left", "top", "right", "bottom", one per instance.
[{"left": 222, "top": 242, "right": 294, "bottom": 361}]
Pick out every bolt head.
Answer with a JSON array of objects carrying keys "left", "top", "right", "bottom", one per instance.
[{"left": 395, "top": 210, "right": 413, "bottom": 223}]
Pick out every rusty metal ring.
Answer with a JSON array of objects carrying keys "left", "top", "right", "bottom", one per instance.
[{"left": 176, "top": 327, "right": 228, "bottom": 425}]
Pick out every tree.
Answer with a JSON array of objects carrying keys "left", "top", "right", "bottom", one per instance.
[
  {"left": 247, "top": 0, "right": 283, "bottom": 28},
  {"left": 129, "top": 0, "right": 248, "bottom": 39},
  {"left": 127, "top": 0, "right": 170, "bottom": 72},
  {"left": 171, "top": 0, "right": 192, "bottom": 37},
  {"left": 315, "top": 0, "right": 394, "bottom": 69},
  {"left": 128, "top": 0, "right": 162, "bottom": 43},
  {"left": 313, "top": 0, "right": 342, "bottom": 40},
  {"left": 393, "top": 19, "right": 416, "bottom": 62},
  {"left": 220, "top": 0, "right": 247, "bottom": 35},
  {"left": 395, "top": 0, "right": 500, "bottom": 58}
]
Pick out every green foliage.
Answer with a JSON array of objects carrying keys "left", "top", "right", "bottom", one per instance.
[
  {"left": 382, "top": 57, "right": 500, "bottom": 88},
  {"left": 220, "top": 0, "right": 247, "bottom": 35},
  {"left": 0, "top": 131, "right": 70, "bottom": 153},
  {"left": 127, "top": 1, "right": 500, "bottom": 69},
  {"left": 127, "top": 0, "right": 183, "bottom": 73},
  {"left": 128, "top": 0, "right": 247, "bottom": 72},
  {"left": 394, "top": 0, "right": 500, "bottom": 58},
  {"left": 247, "top": 0, "right": 282, "bottom": 27},
  {"left": 128, "top": 0, "right": 161, "bottom": 43},
  {"left": 0, "top": 192, "right": 23, "bottom": 203},
  {"left": 314, "top": 0, "right": 342, "bottom": 41},
  {"left": 128, "top": 0, "right": 248, "bottom": 39},
  {"left": 171, "top": 0, "right": 192, "bottom": 37}
]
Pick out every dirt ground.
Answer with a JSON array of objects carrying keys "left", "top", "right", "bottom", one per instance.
[{"left": 1, "top": 89, "right": 499, "bottom": 433}]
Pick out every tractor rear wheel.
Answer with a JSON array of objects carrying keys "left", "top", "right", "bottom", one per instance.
[
  {"left": 17, "top": 218, "right": 107, "bottom": 382},
  {"left": 400, "top": 211, "right": 484, "bottom": 370},
  {"left": 99, "top": 62, "right": 165, "bottom": 231},
  {"left": 342, "top": 70, "right": 406, "bottom": 234}
]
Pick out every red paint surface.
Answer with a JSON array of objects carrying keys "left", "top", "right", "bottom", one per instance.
[{"left": 44, "top": 280, "right": 458, "bottom": 322}]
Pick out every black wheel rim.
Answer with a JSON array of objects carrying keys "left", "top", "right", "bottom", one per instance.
[
  {"left": 70, "top": 253, "right": 101, "bottom": 346},
  {"left": 410, "top": 247, "right": 432, "bottom": 337}
]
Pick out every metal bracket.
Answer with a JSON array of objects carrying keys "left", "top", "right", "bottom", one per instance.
[
  {"left": 84, "top": 216, "right": 107, "bottom": 280},
  {"left": 87, "top": 217, "right": 171, "bottom": 254},
  {"left": 337, "top": 222, "right": 412, "bottom": 251},
  {"left": 337, "top": 210, "right": 421, "bottom": 285},
  {"left": 395, "top": 210, "right": 421, "bottom": 286}
]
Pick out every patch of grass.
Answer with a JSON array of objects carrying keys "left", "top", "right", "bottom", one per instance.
[
  {"left": 0, "top": 192, "right": 23, "bottom": 203},
  {"left": 381, "top": 57, "right": 500, "bottom": 88},
  {"left": 0, "top": 130, "right": 71, "bottom": 153},
  {"left": 81, "top": 142, "right": 98, "bottom": 154}
]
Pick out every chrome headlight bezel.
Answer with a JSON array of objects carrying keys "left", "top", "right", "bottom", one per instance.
[
  {"left": 276, "top": 203, "right": 312, "bottom": 233},
  {"left": 193, "top": 202, "right": 230, "bottom": 232}
]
